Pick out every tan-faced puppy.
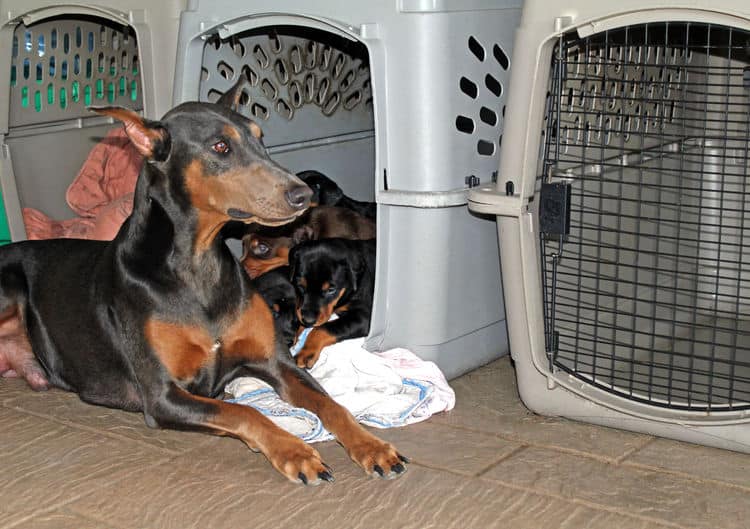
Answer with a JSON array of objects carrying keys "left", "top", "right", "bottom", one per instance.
[
  {"left": 241, "top": 205, "right": 375, "bottom": 278},
  {"left": 289, "top": 238, "right": 376, "bottom": 369}
]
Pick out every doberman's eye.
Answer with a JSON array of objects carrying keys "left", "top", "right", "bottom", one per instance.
[
  {"left": 325, "top": 286, "right": 337, "bottom": 296},
  {"left": 212, "top": 140, "right": 230, "bottom": 154}
]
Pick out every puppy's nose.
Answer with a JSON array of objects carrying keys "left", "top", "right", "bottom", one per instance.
[
  {"left": 300, "top": 314, "right": 317, "bottom": 327},
  {"left": 285, "top": 185, "right": 313, "bottom": 210}
]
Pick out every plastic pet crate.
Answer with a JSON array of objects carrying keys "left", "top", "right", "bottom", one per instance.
[
  {"left": 0, "top": 0, "right": 185, "bottom": 241},
  {"left": 173, "top": 0, "right": 523, "bottom": 378},
  {"left": 469, "top": 0, "right": 750, "bottom": 451}
]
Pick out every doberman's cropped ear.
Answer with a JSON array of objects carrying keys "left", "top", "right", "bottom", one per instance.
[
  {"left": 216, "top": 75, "right": 263, "bottom": 139},
  {"left": 89, "top": 106, "right": 171, "bottom": 161},
  {"left": 217, "top": 74, "right": 251, "bottom": 113}
]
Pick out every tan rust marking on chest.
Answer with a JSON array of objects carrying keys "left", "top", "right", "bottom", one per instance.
[
  {"left": 145, "top": 319, "right": 216, "bottom": 381},
  {"left": 220, "top": 293, "right": 278, "bottom": 361}
]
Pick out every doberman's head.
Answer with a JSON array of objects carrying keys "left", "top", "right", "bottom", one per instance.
[
  {"left": 252, "top": 266, "right": 298, "bottom": 347},
  {"left": 91, "top": 76, "right": 312, "bottom": 251},
  {"left": 288, "top": 239, "right": 362, "bottom": 328}
]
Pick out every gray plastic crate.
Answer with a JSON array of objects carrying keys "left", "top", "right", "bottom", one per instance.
[
  {"left": 469, "top": 0, "right": 750, "bottom": 451},
  {"left": 173, "top": 0, "right": 522, "bottom": 378},
  {"left": 0, "top": 0, "right": 184, "bottom": 239}
]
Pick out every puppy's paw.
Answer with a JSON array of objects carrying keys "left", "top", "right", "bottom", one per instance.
[
  {"left": 293, "top": 328, "right": 336, "bottom": 369},
  {"left": 295, "top": 345, "right": 323, "bottom": 369}
]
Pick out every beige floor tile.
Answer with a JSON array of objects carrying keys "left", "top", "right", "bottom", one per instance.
[
  {"left": 0, "top": 409, "right": 170, "bottom": 527},
  {"left": 624, "top": 438, "right": 750, "bottom": 490},
  {"left": 171, "top": 421, "right": 517, "bottom": 481},
  {"left": 0, "top": 406, "right": 69, "bottom": 456},
  {"left": 67, "top": 454, "right": 670, "bottom": 529},
  {"left": 375, "top": 420, "right": 522, "bottom": 476},
  {"left": 0, "top": 377, "right": 35, "bottom": 402},
  {"left": 3, "top": 385, "right": 210, "bottom": 454},
  {"left": 483, "top": 446, "right": 748, "bottom": 529},
  {"left": 431, "top": 359, "right": 653, "bottom": 461},
  {"left": 7, "top": 510, "right": 120, "bottom": 529}
]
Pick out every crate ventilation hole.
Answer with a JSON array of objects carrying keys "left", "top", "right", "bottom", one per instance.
[
  {"left": 203, "top": 32, "right": 372, "bottom": 121},
  {"left": 548, "top": 42, "right": 691, "bottom": 152},
  {"left": 10, "top": 20, "right": 140, "bottom": 113},
  {"left": 456, "top": 35, "right": 509, "bottom": 157}
]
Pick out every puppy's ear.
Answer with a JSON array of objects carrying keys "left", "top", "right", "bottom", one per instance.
[
  {"left": 240, "top": 233, "right": 253, "bottom": 261},
  {"left": 292, "top": 225, "right": 314, "bottom": 245},
  {"left": 347, "top": 263, "right": 358, "bottom": 293},
  {"left": 90, "top": 106, "right": 170, "bottom": 161},
  {"left": 217, "top": 74, "right": 250, "bottom": 112},
  {"left": 349, "top": 247, "right": 371, "bottom": 292},
  {"left": 287, "top": 246, "right": 300, "bottom": 284}
]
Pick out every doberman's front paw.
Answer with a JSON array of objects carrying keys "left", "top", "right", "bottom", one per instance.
[
  {"left": 264, "top": 435, "right": 334, "bottom": 485},
  {"left": 346, "top": 434, "right": 409, "bottom": 480}
]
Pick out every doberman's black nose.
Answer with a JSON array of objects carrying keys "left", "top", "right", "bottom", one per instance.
[{"left": 285, "top": 185, "right": 313, "bottom": 210}]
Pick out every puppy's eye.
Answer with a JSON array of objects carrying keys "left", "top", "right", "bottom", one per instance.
[
  {"left": 252, "top": 242, "right": 271, "bottom": 257},
  {"left": 212, "top": 140, "right": 230, "bottom": 154},
  {"left": 325, "top": 286, "right": 337, "bottom": 296}
]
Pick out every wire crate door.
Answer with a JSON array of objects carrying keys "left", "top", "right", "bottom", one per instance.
[{"left": 538, "top": 22, "right": 750, "bottom": 412}]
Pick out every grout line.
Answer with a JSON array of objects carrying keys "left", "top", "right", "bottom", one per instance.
[
  {"left": 476, "top": 475, "right": 701, "bottom": 529},
  {"left": 2, "top": 461, "right": 167, "bottom": 529},
  {"left": 399, "top": 445, "right": 528, "bottom": 479},
  {"left": 621, "top": 460, "right": 750, "bottom": 494},
  {"left": 437, "top": 420, "right": 750, "bottom": 494},
  {"left": 614, "top": 435, "right": 656, "bottom": 464},
  {"left": 428, "top": 421, "right": 627, "bottom": 463},
  {"left": 4, "top": 404, "right": 186, "bottom": 456},
  {"left": 475, "top": 444, "right": 528, "bottom": 477}
]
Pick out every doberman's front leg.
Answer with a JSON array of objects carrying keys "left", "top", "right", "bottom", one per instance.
[
  {"left": 277, "top": 360, "right": 408, "bottom": 479},
  {"left": 146, "top": 384, "right": 333, "bottom": 484}
]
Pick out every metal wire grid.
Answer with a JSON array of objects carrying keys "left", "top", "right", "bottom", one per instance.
[{"left": 539, "top": 22, "right": 750, "bottom": 411}]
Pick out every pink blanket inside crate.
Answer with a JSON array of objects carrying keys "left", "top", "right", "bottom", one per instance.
[{"left": 22, "top": 127, "right": 142, "bottom": 241}]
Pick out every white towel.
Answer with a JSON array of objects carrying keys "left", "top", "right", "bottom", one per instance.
[{"left": 225, "top": 338, "right": 455, "bottom": 443}]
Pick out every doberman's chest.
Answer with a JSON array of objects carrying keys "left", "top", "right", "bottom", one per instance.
[{"left": 143, "top": 292, "right": 276, "bottom": 383}]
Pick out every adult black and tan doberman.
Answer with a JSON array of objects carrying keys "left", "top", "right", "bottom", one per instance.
[{"left": 0, "top": 80, "right": 407, "bottom": 484}]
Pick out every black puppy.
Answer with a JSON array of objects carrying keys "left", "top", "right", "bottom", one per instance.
[
  {"left": 297, "top": 170, "right": 376, "bottom": 220},
  {"left": 289, "top": 238, "right": 375, "bottom": 369},
  {"left": 252, "top": 266, "right": 297, "bottom": 348}
]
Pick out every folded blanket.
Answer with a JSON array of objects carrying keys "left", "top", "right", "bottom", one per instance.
[{"left": 225, "top": 338, "right": 455, "bottom": 443}]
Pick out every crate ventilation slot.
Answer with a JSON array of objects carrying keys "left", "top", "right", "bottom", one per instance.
[
  {"left": 456, "top": 35, "right": 509, "bottom": 157},
  {"left": 9, "top": 18, "right": 142, "bottom": 127},
  {"left": 201, "top": 31, "right": 372, "bottom": 122}
]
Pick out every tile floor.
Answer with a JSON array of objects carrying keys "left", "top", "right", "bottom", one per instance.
[{"left": 1, "top": 357, "right": 748, "bottom": 529}]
